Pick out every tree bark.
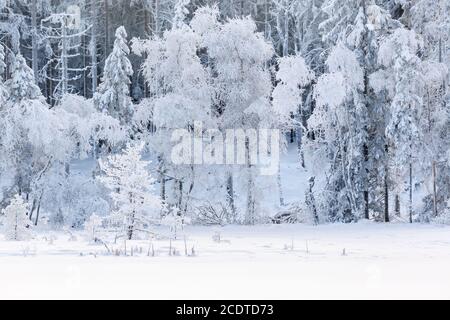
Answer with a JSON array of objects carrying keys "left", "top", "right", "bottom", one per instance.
[
  {"left": 395, "top": 194, "right": 400, "bottom": 216},
  {"left": 409, "top": 161, "right": 413, "bottom": 223},
  {"left": 159, "top": 158, "right": 166, "bottom": 201},
  {"left": 34, "top": 192, "right": 43, "bottom": 226},
  {"left": 363, "top": 143, "right": 369, "bottom": 219},
  {"left": 104, "top": 0, "right": 110, "bottom": 58},
  {"left": 245, "top": 137, "right": 256, "bottom": 224},
  {"left": 31, "top": 0, "right": 38, "bottom": 84},
  {"left": 91, "top": 0, "right": 98, "bottom": 95},
  {"left": 432, "top": 160, "right": 437, "bottom": 217},
  {"left": 277, "top": 160, "right": 285, "bottom": 207},
  {"left": 226, "top": 172, "right": 236, "bottom": 223},
  {"left": 384, "top": 145, "right": 389, "bottom": 222}
]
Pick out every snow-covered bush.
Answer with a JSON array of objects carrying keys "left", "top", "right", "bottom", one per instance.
[
  {"left": 42, "top": 171, "right": 109, "bottom": 229},
  {"left": 2, "top": 194, "right": 32, "bottom": 241},
  {"left": 161, "top": 207, "right": 187, "bottom": 239},
  {"left": 433, "top": 201, "right": 450, "bottom": 225},
  {"left": 271, "top": 201, "right": 319, "bottom": 225},
  {"left": 193, "top": 202, "right": 230, "bottom": 226},
  {"left": 84, "top": 213, "right": 103, "bottom": 242}
]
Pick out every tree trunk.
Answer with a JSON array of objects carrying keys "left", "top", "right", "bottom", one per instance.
[
  {"left": 297, "top": 126, "right": 305, "bottom": 168},
  {"left": 61, "top": 21, "right": 68, "bottom": 97},
  {"left": 183, "top": 166, "right": 195, "bottom": 214},
  {"left": 82, "top": 30, "right": 88, "bottom": 97},
  {"left": 384, "top": 145, "right": 389, "bottom": 223},
  {"left": 226, "top": 172, "right": 236, "bottom": 222},
  {"left": 432, "top": 160, "right": 437, "bottom": 217},
  {"left": 29, "top": 198, "right": 37, "bottom": 221},
  {"left": 283, "top": 6, "right": 289, "bottom": 56},
  {"left": 395, "top": 194, "right": 400, "bottom": 216},
  {"left": 363, "top": 143, "right": 369, "bottom": 219},
  {"left": 245, "top": 137, "right": 256, "bottom": 224},
  {"left": 143, "top": 4, "right": 150, "bottom": 98},
  {"left": 91, "top": 0, "right": 98, "bottom": 94},
  {"left": 361, "top": 0, "right": 370, "bottom": 220},
  {"left": 31, "top": 0, "right": 38, "bottom": 84},
  {"left": 154, "top": 0, "right": 160, "bottom": 36},
  {"left": 127, "top": 210, "right": 135, "bottom": 240},
  {"left": 297, "top": 107, "right": 306, "bottom": 168},
  {"left": 307, "top": 177, "right": 319, "bottom": 224},
  {"left": 409, "top": 161, "right": 413, "bottom": 223},
  {"left": 178, "top": 180, "right": 183, "bottom": 210},
  {"left": 159, "top": 161, "right": 166, "bottom": 201},
  {"left": 277, "top": 160, "right": 284, "bottom": 207},
  {"left": 34, "top": 193, "right": 43, "bottom": 226},
  {"left": 104, "top": 0, "right": 110, "bottom": 58}
]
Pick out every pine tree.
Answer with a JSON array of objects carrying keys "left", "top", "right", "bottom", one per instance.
[
  {"left": 2, "top": 194, "right": 32, "bottom": 241},
  {"left": 99, "top": 143, "right": 162, "bottom": 240},
  {"left": 6, "top": 54, "right": 42, "bottom": 104},
  {"left": 94, "top": 26, "right": 133, "bottom": 124},
  {"left": 173, "top": 0, "right": 191, "bottom": 29}
]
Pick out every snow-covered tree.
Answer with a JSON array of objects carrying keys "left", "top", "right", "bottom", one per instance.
[
  {"left": 56, "top": 94, "right": 126, "bottom": 159},
  {"left": 0, "top": 0, "right": 449, "bottom": 231},
  {"left": 6, "top": 54, "right": 42, "bottom": 103},
  {"left": 290, "top": 0, "right": 326, "bottom": 71},
  {"left": 41, "top": 10, "right": 91, "bottom": 104},
  {"left": 2, "top": 194, "right": 32, "bottom": 241},
  {"left": 408, "top": 0, "right": 450, "bottom": 219},
  {"left": 271, "top": 0, "right": 295, "bottom": 56},
  {"left": 273, "top": 54, "right": 314, "bottom": 167},
  {"left": 409, "top": 0, "right": 449, "bottom": 64},
  {"left": 173, "top": 0, "right": 191, "bottom": 29},
  {"left": 203, "top": 13, "right": 275, "bottom": 224},
  {"left": 99, "top": 143, "right": 162, "bottom": 240},
  {"left": 133, "top": 9, "right": 212, "bottom": 214},
  {"left": 94, "top": 26, "right": 133, "bottom": 125},
  {"left": 2, "top": 54, "right": 53, "bottom": 196},
  {"left": 316, "top": 0, "right": 402, "bottom": 222},
  {"left": 310, "top": 42, "right": 366, "bottom": 222},
  {"left": 319, "top": 0, "right": 362, "bottom": 47},
  {"left": 418, "top": 60, "right": 449, "bottom": 219},
  {"left": 377, "top": 28, "right": 425, "bottom": 222},
  {"left": 1, "top": 53, "right": 73, "bottom": 225}
]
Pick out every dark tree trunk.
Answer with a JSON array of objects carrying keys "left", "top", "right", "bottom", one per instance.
[
  {"left": 226, "top": 172, "right": 236, "bottom": 222},
  {"left": 384, "top": 144, "right": 389, "bottom": 223},
  {"left": 409, "top": 162, "right": 413, "bottom": 223},
  {"left": 395, "top": 194, "right": 400, "bottom": 216},
  {"left": 363, "top": 143, "right": 369, "bottom": 219}
]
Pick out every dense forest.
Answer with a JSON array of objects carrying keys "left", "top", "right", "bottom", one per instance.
[{"left": 0, "top": 0, "right": 449, "bottom": 239}]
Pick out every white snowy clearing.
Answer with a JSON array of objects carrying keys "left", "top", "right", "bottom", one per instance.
[{"left": 1, "top": 222, "right": 450, "bottom": 299}]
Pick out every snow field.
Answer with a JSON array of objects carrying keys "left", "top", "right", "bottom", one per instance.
[{"left": 1, "top": 222, "right": 450, "bottom": 299}]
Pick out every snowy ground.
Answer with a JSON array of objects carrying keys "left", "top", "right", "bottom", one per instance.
[{"left": 2, "top": 222, "right": 450, "bottom": 299}]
